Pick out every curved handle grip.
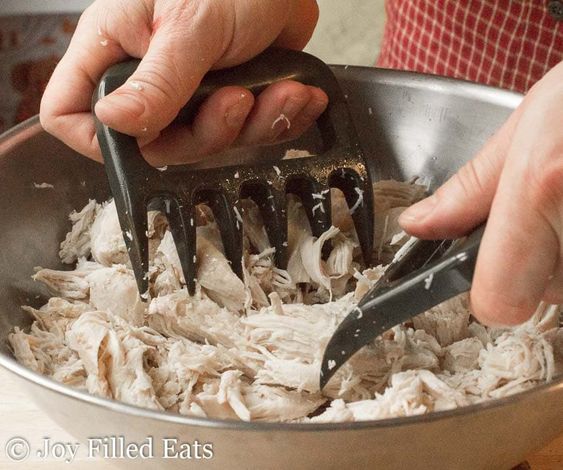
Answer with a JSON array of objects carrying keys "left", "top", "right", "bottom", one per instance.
[
  {"left": 93, "top": 48, "right": 360, "bottom": 171},
  {"left": 321, "top": 225, "right": 484, "bottom": 388}
]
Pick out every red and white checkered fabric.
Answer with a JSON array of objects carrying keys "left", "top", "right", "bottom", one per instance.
[{"left": 377, "top": 0, "right": 563, "bottom": 93}]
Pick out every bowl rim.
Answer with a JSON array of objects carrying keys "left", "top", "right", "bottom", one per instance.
[
  {"left": 1, "top": 69, "right": 560, "bottom": 432},
  {"left": 2, "top": 351, "right": 562, "bottom": 432}
]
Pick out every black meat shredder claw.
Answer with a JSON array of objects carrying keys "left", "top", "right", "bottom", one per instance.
[
  {"left": 92, "top": 48, "right": 375, "bottom": 297},
  {"left": 320, "top": 225, "right": 485, "bottom": 389}
]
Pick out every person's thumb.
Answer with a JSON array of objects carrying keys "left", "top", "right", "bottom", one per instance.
[
  {"left": 398, "top": 108, "right": 522, "bottom": 239},
  {"left": 94, "top": 3, "right": 225, "bottom": 139}
]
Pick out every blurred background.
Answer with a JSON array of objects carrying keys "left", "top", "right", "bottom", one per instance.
[
  {"left": 0, "top": 0, "right": 386, "bottom": 134},
  {"left": 306, "top": 0, "right": 386, "bottom": 65}
]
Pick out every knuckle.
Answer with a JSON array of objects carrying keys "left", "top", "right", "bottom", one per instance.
[
  {"left": 163, "top": 0, "right": 227, "bottom": 52},
  {"left": 137, "top": 64, "right": 180, "bottom": 98},
  {"left": 132, "top": 64, "right": 184, "bottom": 114},
  {"left": 449, "top": 158, "right": 488, "bottom": 200}
]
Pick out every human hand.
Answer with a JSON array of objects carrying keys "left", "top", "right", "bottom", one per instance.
[
  {"left": 40, "top": 0, "right": 326, "bottom": 166},
  {"left": 399, "top": 61, "right": 563, "bottom": 326}
]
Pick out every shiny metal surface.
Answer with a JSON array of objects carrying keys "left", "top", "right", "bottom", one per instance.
[{"left": 0, "top": 66, "right": 561, "bottom": 470}]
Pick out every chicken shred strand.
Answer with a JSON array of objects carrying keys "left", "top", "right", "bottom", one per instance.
[{"left": 8, "top": 177, "right": 561, "bottom": 422}]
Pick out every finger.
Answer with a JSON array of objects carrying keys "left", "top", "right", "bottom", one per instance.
[
  {"left": 40, "top": 7, "right": 131, "bottom": 160},
  {"left": 470, "top": 180, "right": 560, "bottom": 326},
  {"left": 141, "top": 82, "right": 326, "bottom": 166},
  {"left": 398, "top": 106, "right": 523, "bottom": 239},
  {"left": 235, "top": 80, "right": 327, "bottom": 146},
  {"left": 140, "top": 86, "right": 254, "bottom": 166},
  {"left": 94, "top": 2, "right": 225, "bottom": 138},
  {"left": 277, "top": 86, "right": 329, "bottom": 142},
  {"left": 470, "top": 106, "right": 563, "bottom": 326}
]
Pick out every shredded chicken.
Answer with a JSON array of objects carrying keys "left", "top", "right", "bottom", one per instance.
[{"left": 8, "top": 177, "right": 562, "bottom": 423}]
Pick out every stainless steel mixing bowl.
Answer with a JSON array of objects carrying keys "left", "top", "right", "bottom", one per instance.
[{"left": 0, "top": 66, "right": 561, "bottom": 469}]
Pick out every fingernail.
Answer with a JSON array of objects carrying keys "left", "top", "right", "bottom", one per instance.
[
  {"left": 399, "top": 195, "right": 439, "bottom": 224},
  {"left": 225, "top": 94, "right": 252, "bottom": 129},
  {"left": 98, "top": 93, "right": 146, "bottom": 119}
]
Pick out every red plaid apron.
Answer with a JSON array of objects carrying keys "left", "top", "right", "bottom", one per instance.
[{"left": 377, "top": 0, "right": 563, "bottom": 93}]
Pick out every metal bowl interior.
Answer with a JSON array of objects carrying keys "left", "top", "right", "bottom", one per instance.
[{"left": 0, "top": 66, "right": 561, "bottom": 469}]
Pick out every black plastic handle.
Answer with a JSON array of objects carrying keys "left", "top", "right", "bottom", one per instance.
[
  {"left": 320, "top": 225, "right": 484, "bottom": 389},
  {"left": 93, "top": 48, "right": 360, "bottom": 171}
]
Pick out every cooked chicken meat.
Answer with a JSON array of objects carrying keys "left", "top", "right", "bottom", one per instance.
[{"left": 8, "top": 178, "right": 562, "bottom": 423}]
